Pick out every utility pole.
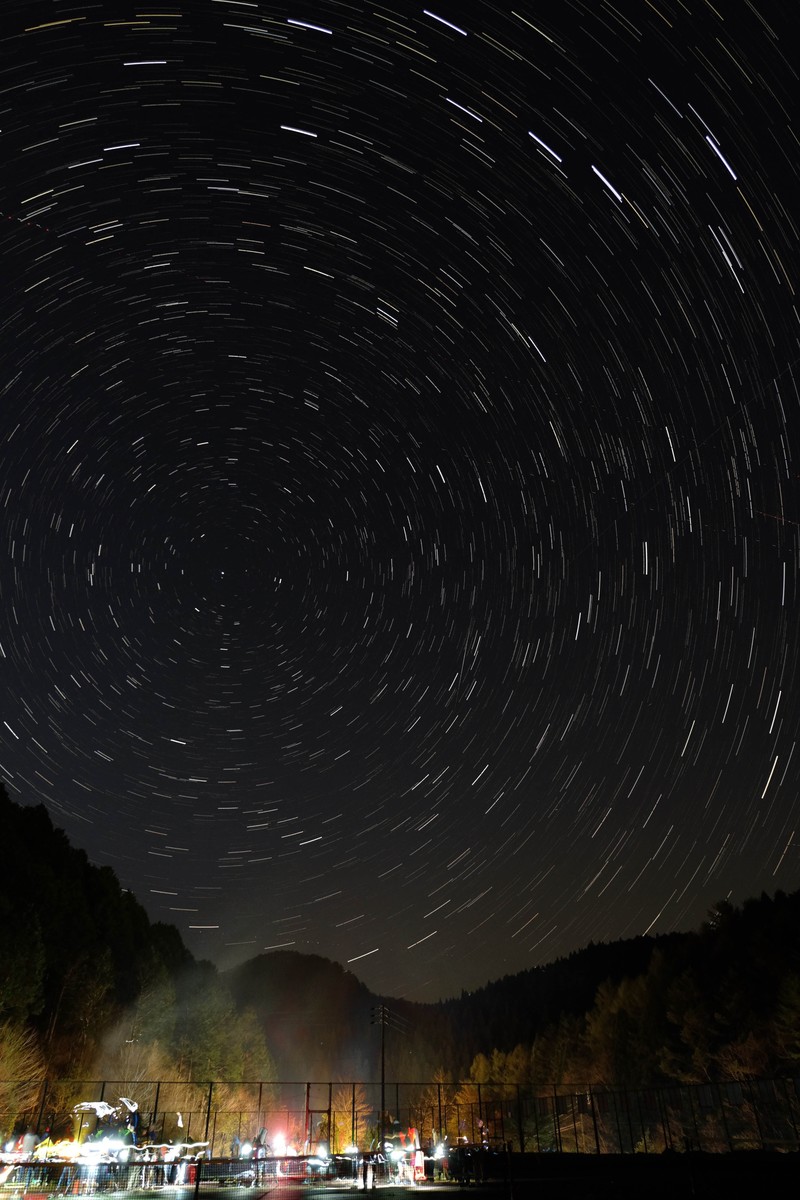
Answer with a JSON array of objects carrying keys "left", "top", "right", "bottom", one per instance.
[{"left": 371, "top": 1004, "right": 389, "bottom": 1154}]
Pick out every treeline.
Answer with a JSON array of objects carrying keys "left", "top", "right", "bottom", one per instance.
[
  {"left": 3, "top": 786, "right": 800, "bottom": 1105},
  {"left": 424, "top": 890, "right": 800, "bottom": 1088},
  {"left": 0, "top": 788, "right": 275, "bottom": 1113}
]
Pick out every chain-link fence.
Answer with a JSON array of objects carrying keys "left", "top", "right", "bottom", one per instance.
[{"left": 2, "top": 1075, "right": 799, "bottom": 1159}]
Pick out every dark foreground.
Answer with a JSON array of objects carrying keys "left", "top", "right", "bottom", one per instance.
[
  {"left": 4, "top": 1154, "right": 799, "bottom": 1200},
  {"left": 502, "top": 1150, "right": 798, "bottom": 1196}
]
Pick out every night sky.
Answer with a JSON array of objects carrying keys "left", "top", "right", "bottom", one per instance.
[{"left": 1, "top": 1, "right": 799, "bottom": 1004}]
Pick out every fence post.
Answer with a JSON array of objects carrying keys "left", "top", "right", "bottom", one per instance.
[
  {"left": 152, "top": 1081, "right": 161, "bottom": 1141},
  {"left": 781, "top": 1077, "right": 799, "bottom": 1149},
  {"left": 623, "top": 1088, "right": 636, "bottom": 1153},
  {"left": 327, "top": 1081, "right": 332, "bottom": 1153},
  {"left": 589, "top": 1089, "right": 601, "bottom": 1154},
  {"left": 714, "top": 1082, "right": 734, "bottom": 1152},
  {"left": 204, "top": 1082, "right": 214, "bottom": 1143},
  {"left": 210, "top": 1108, "right": 218, "bottom": 1158},
  {"left": 610, "top": 1089, "right": 624, "bottom": 1153},
  {"left": 744, "top": 1079, "right": 765, "bottom": 1150},
  {"left": 656, "top": 1087, "right": 672, "bottom": 1152},
  {"left": 634, "top": 1089, "right": 648, "bottom": 1153},
  {"left": 686, "top": 1084, "right": 700, "bottom": 1150},
  {"left": 568, "top": 1093, "right": 579, "bottom": 1152},
  {"left": 35, "top": 1080, "right": 49, "bottom": 1135},
  {"left": 551, "top": 1086, "right": 560, "bottom": 1152},
  {"left": 515, "top": 1085, "right": 525, "bottom": 1152}
]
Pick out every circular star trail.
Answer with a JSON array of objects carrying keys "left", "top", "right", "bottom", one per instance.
[{"left": 0, "top": 1, "right": 798, "bottom": 1001}]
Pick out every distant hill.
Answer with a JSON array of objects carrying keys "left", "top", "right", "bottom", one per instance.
[
  {"left": 224, "top": 895, "right": 800, "bottom": 1083},
  {"left": 4, "top": 787, "right": 800, "bottom": 1088},
  {"left": 224, "top": 952, "right": 376, "bottom": 1080},
  {"left": 223, "top": 933, "right": 684, "bottom": 1080}
]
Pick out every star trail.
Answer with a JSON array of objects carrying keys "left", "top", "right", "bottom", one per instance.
[{"left": 0, "top": 0, "right": 798, "bottom": 1002}]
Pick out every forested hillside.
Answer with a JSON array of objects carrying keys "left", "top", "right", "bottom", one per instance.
[
  {"left": 0, "top": 789, "right": 275, "bottom": 1094},
  {"left": 3, "top": 788, "right": 800, "bottom": 1100},
  {"left": 440, "top": 889, "right": 800, "bottom": 1086}
]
